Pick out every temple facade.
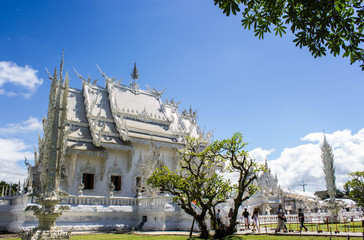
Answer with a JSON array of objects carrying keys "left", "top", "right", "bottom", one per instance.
[
  {"left": 32, "top": 64, "right": 203, "bottom": 198},
  {"left": 1, "top": 63, "right": 205, "bottom": 232}
]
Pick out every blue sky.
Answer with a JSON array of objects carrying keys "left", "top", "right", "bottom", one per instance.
[{"left": 0, "top": 1, "right": 363, "bottom": 193}]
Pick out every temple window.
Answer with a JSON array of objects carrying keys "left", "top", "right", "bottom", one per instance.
[
  {"left": 82, "top": 173, "right": 94, "bottom": 190},
  {"left": 111, "top": 175, "right": 121, "bottom": 191}
]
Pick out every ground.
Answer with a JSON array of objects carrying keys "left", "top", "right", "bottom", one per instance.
[{"left": 1, "top": 232, "right": 363, "bottom": 240}]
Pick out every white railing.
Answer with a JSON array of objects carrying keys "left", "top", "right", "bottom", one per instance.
[
  {"left": 60, "top": 194, "right": 173, "bottom": 207},
  {"left": 254, "top": 212, "right": 364, "bottom": 234},
  {"left": 258, "top": 212, "right": 363, "bottom": 224},
  {"left": 63, "top": 195, "right": 137, "bottom": 206},
  {"left": 1, "top": 194, "right": 173, "bottom": 207},
  {"left": 0, "top": 195, "right": 35, "bottom": 205},
  {"left": 137, "top": 196, "right": 171, "bottom": 206}
]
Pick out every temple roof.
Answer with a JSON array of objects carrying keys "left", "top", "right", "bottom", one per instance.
[{"left": 65, "top": 70, "right": 202, "bottom": 151}]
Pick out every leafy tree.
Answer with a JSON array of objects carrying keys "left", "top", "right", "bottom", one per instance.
[
  {"left": 148, "top": 137, "right": 232, "bottom": 239},
  {"left": 213, "top": 0, "right": 364, "bottom": 70},
  {"left": 344, "top": 171, "right": 364, "bottom": 208},
  {"left": 147, "top": 133, "right": 263, "bottom": 239},
  {"left": 208, "top": 133, "right": 262, "bottom": 239}
]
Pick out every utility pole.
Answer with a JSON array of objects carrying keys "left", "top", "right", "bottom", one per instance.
[{"left": 300, "top": 182, "right": 307, "bottom": 192}]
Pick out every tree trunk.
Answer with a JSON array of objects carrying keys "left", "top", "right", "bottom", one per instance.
[
  {"left": 215, "top": 205, "right": 239, "bottom": 238},
  {"left": 225, "top": 224, "right": 236, "bottom": 236},
  {"left": 196, "top": 218, "right": 210, "bottom": 239},
  {"left": 189, "top": 218, "right": 195, "bottom": 238},
  {"left": 214, "top": 229, "right": 227, "bottom": 239}
]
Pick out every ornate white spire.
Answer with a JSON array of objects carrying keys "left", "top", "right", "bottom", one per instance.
[
  {"left": 321, "top": 133, "right": 336, "bottom": 203},
  {"left": 40, "top": 53, "right": 70, "bottom": 197}
]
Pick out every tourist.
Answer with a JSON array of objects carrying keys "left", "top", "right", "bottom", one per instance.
[
  {"left": 228, "top": 208, "right": 234, "bottom": 223},
  {"left": 298, "top": 208, "right": 308, "bottom": 232},
  {"left": 251, "top": 208, "right": 260, "bottom": 233},
  {"left": 216, "top": 209, "right": 222, "bottom": 227},
  {"left": 275, "top": 204, "right": 287, "bottom": 233},
  {"left": 242, "top": 208, "right": 250, "bottom": 230}
]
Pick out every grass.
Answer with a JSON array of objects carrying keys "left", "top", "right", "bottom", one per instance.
[
  {"left": 4, "top": 233, "right": 363, "bottom": 240},
  {"left": 259, "top": 220, "right": 363, "bottom": 233},
  {"left": 228, "top": 236, "right": 360, "bottom": 240},
  {"left": 1, "top": 233, "right": 188, "bottom": 240},
  {"left": 66, "top": 234, "right": 188, "bottom": 240},
  {"left": 3, "top": 221, "right": 363, "bottom": 240}
]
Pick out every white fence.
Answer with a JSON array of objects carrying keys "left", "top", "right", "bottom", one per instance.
[
  {"left": 242, "top": 212, "right": 364, "bottom": 233},
  {"left": 0, "top": 194, "right": 172, "bottom": 207}
]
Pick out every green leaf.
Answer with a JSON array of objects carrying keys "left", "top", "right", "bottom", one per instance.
[{"left": 213, "top": 0, "right": 364, "bottom": 70}]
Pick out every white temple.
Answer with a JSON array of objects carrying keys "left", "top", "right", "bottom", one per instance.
[
  {"left": 243, "top": 159, "right": 319, "bottom": 215},
  {"left": 32, "top": 63, "right": 203, "bottom": 198},
  {"left": 0, "top": 63, "right": 205, "bottom": 232}
]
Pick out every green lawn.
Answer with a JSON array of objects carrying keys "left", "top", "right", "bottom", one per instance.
[
  {"left": 260, "top": 220, "right": 363, "bottom": 233},
  {"left": 4, "top": 233, "right": 362, "bottom": 240},
  {"left": 3, "top": 234, "right": 187, "bottom": 240},
  {"left": 237, "top": 236, "right": 359, "bottom": 240},
  {"left": 63, "top": 234, "right": 187, "bottom": 240}
]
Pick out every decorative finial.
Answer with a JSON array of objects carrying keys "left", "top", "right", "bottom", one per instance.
[
  {"left": 97, "top": 64, "right": 113, "bottom": 86},
  {"left": 60, "top": 49, "right": 64, "bottom": 82},
  {"left": 45, "top": 67, "right": 52, "bottom": 80},
  {"left": 73, "top": 68, "right": 85, "bottom": 81},
  {"left": 130, "top": 62, "right": 140, "bottom": 90},
  {"left": 323, "top": 129, "right": 327, "bottom": 143},
  {"left": 131, "top": 62, "right": 139, "bottom": 81}
]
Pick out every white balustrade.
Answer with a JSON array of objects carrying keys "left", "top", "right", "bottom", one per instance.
[{"left": 57, "top": 195, "right": 172, "bottom": 207}]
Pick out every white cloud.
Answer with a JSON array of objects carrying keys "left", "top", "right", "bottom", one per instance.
[
  {"left": 0, "top": 138, "right": 31, "bottom": 183},
  {"left": 0, "top": 117, "right": 42, "bottom": 183},
  {"left": 264, "top": 129, "right": 364, "bottom": 193},
  {"left": 0, "top": 117, "right": 42, "bottom": 135},
  {"left": 249, "top": 147, "right": 274, "bottom": 163},
  {"left": 0, "top": 61, "right": 43, "bottom": 98}
]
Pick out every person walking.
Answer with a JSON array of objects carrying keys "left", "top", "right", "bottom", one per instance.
[
  {"left": 216, "top": 209, "right": 222, "bottom": 228},
  {"left": 275, "top": 204, "right": 287, "bottom": 233},
  {"left": 242, "top": 208, "right": 250, "bottom": 230},
  {"left": 298, "top": 208, "right": 308, "bottom": 232},
  {"left": 228, "top": 208, "right": 233, "bottom": 223},
  {"left": 251, "top": 208, "right": 260, "bottom": 233}
]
